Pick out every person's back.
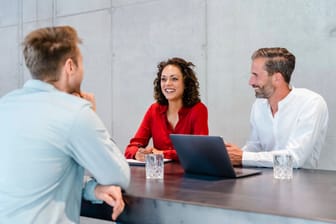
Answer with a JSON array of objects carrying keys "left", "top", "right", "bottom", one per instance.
[
  {"left": 0, "top": 82, "right": 87, "bottom": 223},
  {"left": 0, "top": 26, "right": 130, "bottom": 223}
]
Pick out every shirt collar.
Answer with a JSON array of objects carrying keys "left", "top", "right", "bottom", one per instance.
[
  {"left": 157, "top": 103, "right": 192, "bottom": 116},
  {"left": 23, "top": 79, "right": 58, "bottom": 93},
  {"left": 278, "top": 86, "right": 295, "bottom": 107},
  {"left": 158, "top": 104, "right": 168, "bottom": 114},
  {"left": 178, "top": 106, "right": 192, "bottom": 116}
]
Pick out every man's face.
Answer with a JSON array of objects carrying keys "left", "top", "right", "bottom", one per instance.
[{"left": 249, "top": 57, "right": 275, "bottom": 99}]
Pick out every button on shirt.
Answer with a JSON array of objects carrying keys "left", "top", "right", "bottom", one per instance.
[
  {"left": 0, "top": 80, "right": 130, "bottom": 224},
  {"left": 242, "top": 88, "right": 328, "bottom": 168}
]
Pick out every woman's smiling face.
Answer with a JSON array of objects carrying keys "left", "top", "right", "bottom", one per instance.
[{"left": 160, "top": 64, "right": 185, "bottom": 103}]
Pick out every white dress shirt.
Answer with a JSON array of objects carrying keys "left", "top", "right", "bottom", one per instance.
[{"left": 242, "top": 87, "right": 328, "bottom": 168}]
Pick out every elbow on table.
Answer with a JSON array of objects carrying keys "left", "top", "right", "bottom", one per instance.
[{"left": 291, "top": 155, "right": 306, "bottom": 169}]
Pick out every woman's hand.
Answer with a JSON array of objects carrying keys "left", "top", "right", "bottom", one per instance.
[
  {"left": 151, "top": 147, "right": 163, "bottom": 155},
  {"left": 134, "top": 147, "right": 152, "bottom": 161}
]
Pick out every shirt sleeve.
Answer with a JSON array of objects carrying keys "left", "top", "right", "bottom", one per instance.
[
  {"left": 162, "top": 149, "right": 178, "bottom": 161},
  {"left": 82, "top": 177, "right": 102, "bottom": 203},
  {"left": 124, "top": 106, "right": 152, "bottom": 159},
  {"left": 67, "top": 106, "right": 130, "bottom": 201},
  {"left": 243, "top": 96, "right": 328, "bottom": 168},
  {"left": 242, "top": 105, "right": 274, "bottom": 166},
  {"left": 190, "top": 102, "right": 209, "bottom": 135}
]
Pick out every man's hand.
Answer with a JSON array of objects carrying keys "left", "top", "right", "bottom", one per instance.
[
  {"left": 72, "top": 91, "right": 96, "bottom": 111},
  {"left": 94, "top": 185, "right": 125, "bottom": 221},
  {"left": 226, "top": 143, "right": 243, "bottom": 166},
  {"left": 79, "top": 92, "right": 96, "bottom": 111}
]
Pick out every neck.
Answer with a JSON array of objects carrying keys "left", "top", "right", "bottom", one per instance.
[
  {"left": 268, "top": 85, "right": 291, "bottom": 116},
  {"left": 44, "top": 73, "right": 76, "bottom": 94},
  {"left": 167, "top": 99, "right": 183, "bottom": 113},
  {"left": 50, "top": 80, "right": 66, "bottom": 92},
  {"left": 42, "top": 72, "right": 67, "bottom": 93}
]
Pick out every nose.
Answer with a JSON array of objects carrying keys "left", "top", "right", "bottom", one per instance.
[
  {"left": 248, "top": 75, "right": 255, "bottom": 86},
  {"left": 164, "top": 78, "right": 172, "bottom": 85}
]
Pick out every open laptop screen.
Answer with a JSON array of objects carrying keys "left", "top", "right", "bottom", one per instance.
[{"left": 170, "top": 134, "right": 261, "bottom": 178}]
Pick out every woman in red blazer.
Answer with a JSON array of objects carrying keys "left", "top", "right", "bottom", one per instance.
[{"left": 125, "top": 57, "right": 209, "bottom": 161}]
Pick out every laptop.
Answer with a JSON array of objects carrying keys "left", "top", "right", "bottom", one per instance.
[{"left": 170, "top": 134, "right": 261, "bottom": 179}]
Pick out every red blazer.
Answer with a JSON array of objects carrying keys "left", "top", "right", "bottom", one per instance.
[{"left": 124, "top": 102, "right": 209, "bottom": 161}]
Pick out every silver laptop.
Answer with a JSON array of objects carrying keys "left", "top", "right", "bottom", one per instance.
[{"left": 170, "top": 134, "right": 261, "bottom": 179}]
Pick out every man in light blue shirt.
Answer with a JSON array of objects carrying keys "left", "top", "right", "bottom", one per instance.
[{"left": 0, "top": 26, "right": 130, "bottom": 223}]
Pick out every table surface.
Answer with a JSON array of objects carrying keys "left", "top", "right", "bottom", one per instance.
[{"left": 82, "top": 162, "right": 336, "bottom": 223}]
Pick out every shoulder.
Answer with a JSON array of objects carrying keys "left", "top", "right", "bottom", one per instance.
[
  {"left": 149, "top": 102, "right": 160, "bottom": 109},
  {"left": 188, "top": 102, "right": 208, "bottom": 114},
  {"left": 290, "top": 88, "right": 327, "bottom": 105},
  {"left": 0, "top": 89, "right": 19, "bottom": 103},
  {"left": 287, "top": 88, "right": 328, "bottom": 118},
  {"left": 148, "top": 102, "right": 166, "bottom": 111},
  {"left": 144, "top": 102, "right": 167, "bottom": 117},
  {"left": 55, "top": 92, "right": 92, "bottom": 112},
  {"left": 291, "top": 88, "right": 319, "bottom": 97},
  {"left": 193, "top": 101, "right": 208, "bottom": 110}
]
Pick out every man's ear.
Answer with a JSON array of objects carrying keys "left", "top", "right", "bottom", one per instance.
[
  {"left": 274, "top": 72, "right": 284, "bottom": 83},
  {"left": 64, "top": 58, "right": 75, "bottom": 77}
]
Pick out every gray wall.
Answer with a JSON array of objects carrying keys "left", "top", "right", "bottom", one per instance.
[{"left": 0, "top": 0, "right": 335, "bottom": 170}]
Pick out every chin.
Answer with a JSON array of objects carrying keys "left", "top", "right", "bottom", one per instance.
[
  {"left": 164, "top": 95, "right": 174, "bottom": 100},
  {"left": 255, "top": 93, "right": 266, "bottom": 98}
]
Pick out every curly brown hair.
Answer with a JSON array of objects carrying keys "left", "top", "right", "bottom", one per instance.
[{"left": 153, "top": 57, "right": 200, "bottom": 107}]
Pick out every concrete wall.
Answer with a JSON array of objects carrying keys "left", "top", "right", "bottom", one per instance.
[{"left": 0, "top": 0, "right": 335, "bottom": 170}]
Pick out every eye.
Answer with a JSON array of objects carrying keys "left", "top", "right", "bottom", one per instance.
[
  {"left": 172, "top": 77, "right": 178, "bottom": 81},
  {"left": 161, "top": 77, "right": 167, "bottom": 82}
]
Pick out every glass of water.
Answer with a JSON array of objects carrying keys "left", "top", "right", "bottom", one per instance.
[
  {"left": 145, "top": 153, "right": 164, "bottom": 179},
  {"left": 273, "top": 153, "right": 293, "bottom": 180}
]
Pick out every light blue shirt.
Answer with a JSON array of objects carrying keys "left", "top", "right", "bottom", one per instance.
[{"left": 0, "top": 80, "right": 130, "bottom": 224}]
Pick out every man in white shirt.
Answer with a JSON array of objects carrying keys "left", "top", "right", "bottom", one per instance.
[{"left": 226, "top": 47, "right": 328, "bottom": 169}]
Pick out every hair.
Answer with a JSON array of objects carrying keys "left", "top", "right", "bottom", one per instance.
[
  {"left": 153, "top": 57, "right": 201, "bottom": 107},
  {"left": 251, "top": 47, "right": 296, "bottom": 83},
  {"left": 22, "top": 26, "right": 82, "bottom": 81}
]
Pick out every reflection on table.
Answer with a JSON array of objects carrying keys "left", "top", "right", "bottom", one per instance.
[{"left": 82, "top": 162, "right": 336, "bottom": 224}]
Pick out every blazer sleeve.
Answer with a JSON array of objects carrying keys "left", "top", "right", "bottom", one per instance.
[{"left": 124, "top": 105, "right": 153, "bottom": 159}]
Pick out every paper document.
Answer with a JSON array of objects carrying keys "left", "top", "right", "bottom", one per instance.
[{"left": 127, "top": 158, "right": 173, "bottom": 166}]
